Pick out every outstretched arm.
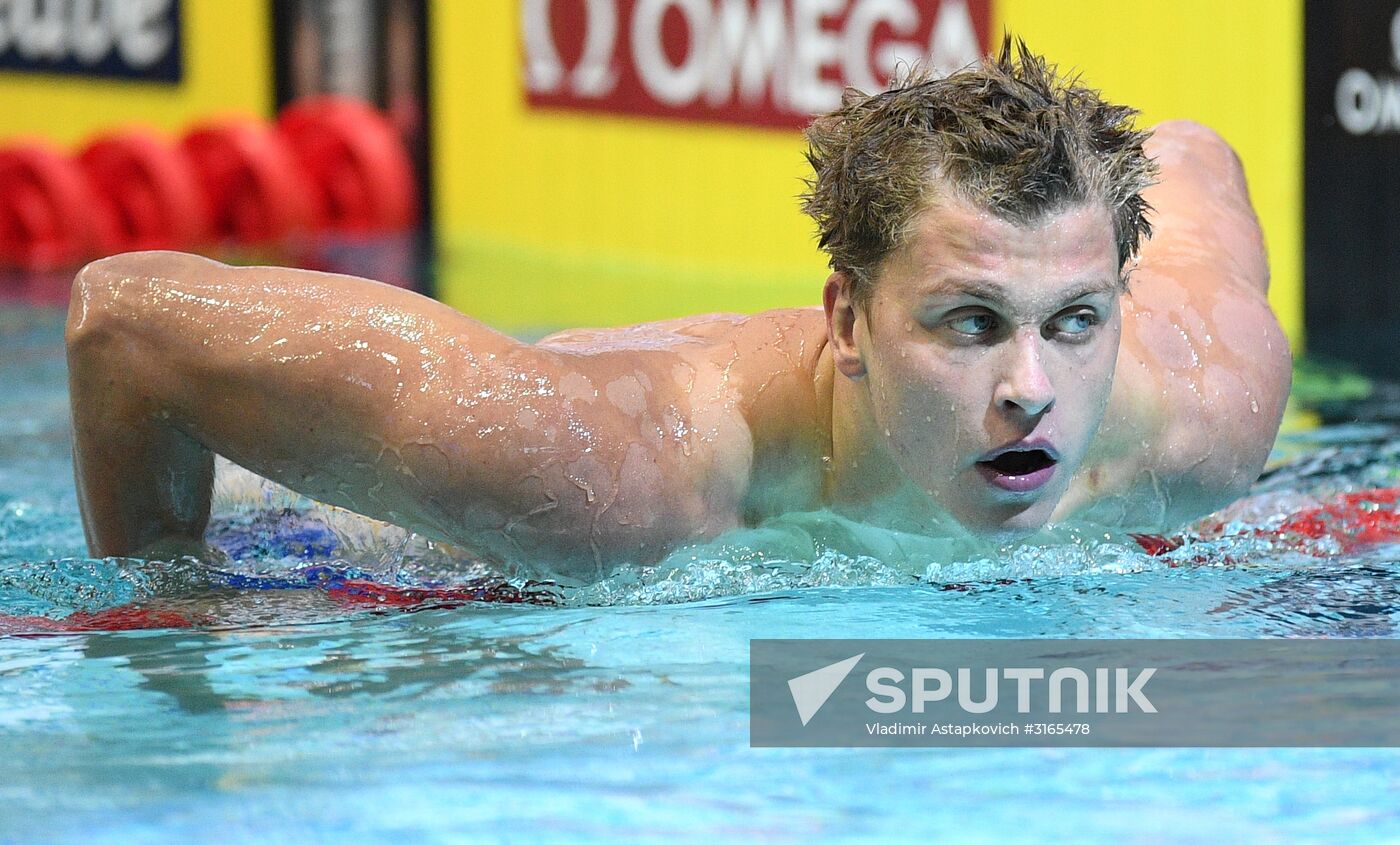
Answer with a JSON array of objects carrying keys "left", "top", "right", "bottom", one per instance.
[{"left": 65, "top": 251, "right": 743, "bottom": 571}]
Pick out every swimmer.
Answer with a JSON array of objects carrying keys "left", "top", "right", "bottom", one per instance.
[{"left": 65, "top": 39, "right": 1291, "bottom": 576}]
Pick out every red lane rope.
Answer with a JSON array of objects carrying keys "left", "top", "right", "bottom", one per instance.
[{"left": 1133, "top": 486, "right": 1400, "bottom": 558}]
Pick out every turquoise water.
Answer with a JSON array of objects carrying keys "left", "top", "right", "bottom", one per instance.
[{"left": 3, "top": 305, "right": 1400, "bottom": 844}]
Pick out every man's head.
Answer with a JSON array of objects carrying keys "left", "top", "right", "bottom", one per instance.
[
  {"left": 806, "top": 37, "right": 1159, "bottom": 537},
  {"left": 802, "top": 35, "right": 1158, "bottom": 304}
]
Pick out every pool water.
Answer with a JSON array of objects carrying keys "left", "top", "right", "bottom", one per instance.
[{"left": 2, "top": 305, "right": 1399, "bottom": 844}]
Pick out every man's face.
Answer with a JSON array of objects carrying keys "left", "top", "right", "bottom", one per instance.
[{"left": 836, "top": 198, "right": 1122, "bottom": 536}]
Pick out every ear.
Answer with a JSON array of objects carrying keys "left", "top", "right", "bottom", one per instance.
[{"left": 822, "top": 271, "right": 867, "bottom": 379}]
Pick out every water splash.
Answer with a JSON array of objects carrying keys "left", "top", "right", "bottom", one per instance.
[
  {"left": 187, "top": 442, "right": 1400, "bottom": 611},
  {"left": 7, "top": 428, "right": 1398, "bottom": 625}
]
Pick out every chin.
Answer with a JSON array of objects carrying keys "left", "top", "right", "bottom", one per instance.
[
  {"left": 953, "top": 498, "right": 1058, "bottom": 541},
  {"left": 945, "top": 463, "right": 1078, "bottom": 540}
]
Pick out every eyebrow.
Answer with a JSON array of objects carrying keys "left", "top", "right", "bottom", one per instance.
[{"left": 925, "top": 278, "right": 1120, "bottom": 308}]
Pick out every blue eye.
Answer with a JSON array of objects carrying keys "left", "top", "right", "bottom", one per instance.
[
  {"left": 1052, "top": 311, "right": 1098, "bottom": 336},
  {"left": 947, "top": 313, "right": 997, "bottom": 336}
]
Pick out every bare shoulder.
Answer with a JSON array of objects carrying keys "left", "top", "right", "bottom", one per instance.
[
  {"left": 486, "top": 306, "right": 830, "bottom": 566},
  {"left": 537, "top": 307, "right": 828, "bottom": 400},
  {"left": 568, "top": 306, "right": 834, "bottom": 514},
  {"left": 542, "top": 308, "right": 831, "bottom": 469},
  {"left": 667, "top": 308, "right": 834, "bottom": 520},
  {"left": 1059, "top": 122, "right": 1293, "bottom": 529}
]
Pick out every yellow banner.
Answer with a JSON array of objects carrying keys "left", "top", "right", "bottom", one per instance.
[{"left": 430, "top": 1, "right": 1300, "bottom": 348}]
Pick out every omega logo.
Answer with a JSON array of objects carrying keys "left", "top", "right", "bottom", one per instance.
[
  {"left": 521, "top": 0, "right": 982, "bottom": 119},
  {"left": 1334, "top": 5, "right": 1400, "bottom": 135}
]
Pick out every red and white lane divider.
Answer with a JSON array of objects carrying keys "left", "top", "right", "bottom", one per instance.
[{"left": 0, "top": 96, "right": 417, "bottom": 273}]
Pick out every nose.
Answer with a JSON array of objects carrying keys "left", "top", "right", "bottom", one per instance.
[{"left": 993, "top": 331, "right": 1055, "bottom": 418}]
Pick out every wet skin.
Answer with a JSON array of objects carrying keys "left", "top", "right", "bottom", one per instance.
[{"left": 66, "top": 121, "right": 1291, "bottom": 577}]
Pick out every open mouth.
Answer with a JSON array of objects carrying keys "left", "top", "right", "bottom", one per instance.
[
  {"left": 976, "top": 448, "right": 1058, "bottom": 492},
  {"left": 982, "top": 449, "right": 1056, "bottom": 476}
]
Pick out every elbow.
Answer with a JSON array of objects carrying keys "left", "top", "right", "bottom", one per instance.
[
  {"left": 65, "top": 259, "right": 138, "bottom": 426},
  {"left": 1149, "top": 120, "right": 1247, "bottom": 177},
  {"left": 66, "top": 251, "right": 195, "bottom": 348},
  {"left": 66, "top": 256, "right": 127, "bottom": 351}
]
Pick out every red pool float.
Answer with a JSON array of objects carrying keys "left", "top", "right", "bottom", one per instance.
[
  {"left": 277, "top": 96, "right": 417, "bottom": 233},
  {"left": 0, "top": 141, "right": 99, "bottom": 271},
  {"left": 180, "top": 117, "right": 315, "bottom": 245},
  {"left": 79, "top": 130, "right": 209, "bottom": 254}
]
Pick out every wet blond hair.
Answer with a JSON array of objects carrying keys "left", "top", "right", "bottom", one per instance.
[{"left": 802, "top": 35, "right": 1158, "bottom": 303}]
